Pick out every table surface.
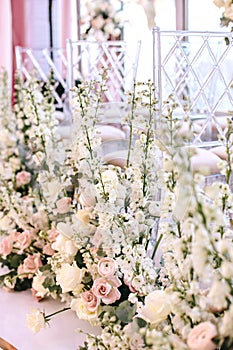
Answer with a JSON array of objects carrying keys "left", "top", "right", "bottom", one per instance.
[{"left": 0, "top": 287, "right": 100, "bottom": 350}]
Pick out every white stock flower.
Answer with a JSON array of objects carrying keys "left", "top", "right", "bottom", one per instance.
[{"left": 207, "top": 278, "right": 230, "bottom": 310}]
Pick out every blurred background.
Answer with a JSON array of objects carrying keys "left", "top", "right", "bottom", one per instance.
[{"left": 0, "top": 0, "right": 226, "bottom": 85}]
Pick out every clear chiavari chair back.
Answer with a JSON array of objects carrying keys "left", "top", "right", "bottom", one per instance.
[
  {"left": 15, "top": 46, "right": 70, "bottom": 123},
  {"left": 66, "top": 39, "right": 141, "bottom": 123},
  {"left": 153, "top": 27, "right": 233, "bottom": 147}
]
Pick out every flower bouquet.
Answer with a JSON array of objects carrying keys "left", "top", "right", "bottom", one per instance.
[
  {"left": 2, "top": 66, "right": 233, "bottom": 349},
  {"left": 81, "top": 0, "right": 124, "bottom": 40}
]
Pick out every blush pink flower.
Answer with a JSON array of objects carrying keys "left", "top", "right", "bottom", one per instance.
[
  {"left": 187, "top": 322, "right": 218, "bottom": 350},
  {"left": 81, "top": 289, "right": 100, "bottom": 312},
  {"left": 48, "top": 228, "right": 59, "bottom": 242},
  {"left": 98, "top": 257, "right": 117, "bottom": 277},
  {"left": 92, "top": 276, "right": 121, "bottom": 305},
  {"left": 17, "top": 253, "right": 43, "bottom": 279},
  {"left": 123, "top": 278, "right": 145, "bottom": 296},
  {"left": 0, "top": 236, "right": 13, "bottom": 258},
  {"left": 56, "top": 197, "right": 72, "bottom": 214},
  {"left": 9, "top": 230, "right": 20, "bottom": 242},
  {"left": 16, "top": 170, "right": 31, "bottom": 187},
  {"left": 42, "top": 243, "right": 55, "bottom": 256},
  {"left": 17, "top": 230, "right": 33, "bottom": 252}
]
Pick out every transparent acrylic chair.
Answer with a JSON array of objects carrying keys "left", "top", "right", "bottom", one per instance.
[
  {"left": 153, "top": 27, "right": 233, "bottom": 146},
  {"left": 66, "top": 39, "right": 141, "bottom": 123},
  {"left": 15, "top": 46, "right": 70, "bottom": 123}
]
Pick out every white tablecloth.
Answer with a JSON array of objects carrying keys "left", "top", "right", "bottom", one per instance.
[{"left": 0, "top": 288, "right": 100, "bottom": 350}]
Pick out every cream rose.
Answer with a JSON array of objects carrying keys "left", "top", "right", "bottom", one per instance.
[
  {"left": 71, "top": 298, "right": 99, "bottom": 322},
  {"left": 56, "top": 263, "right": 83, "bottom": 293},
  {"left": 187, "top": 322, "right": 218, "bottom": 350},
  {"left": 52, "top": 233, "right": 78, "bottom": 256},
  {"left": 138, "top": 289, "right": 172, "bottom": 324}
]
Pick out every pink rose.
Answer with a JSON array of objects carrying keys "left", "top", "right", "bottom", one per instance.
[
  {"left": 98, "top": 257, "right": 117, "bottom": 277},
  {"left": 16, "top": 170, "right": 31, "bottom": 187},
  {"left": 9, "top": 230, "right": 20, "bottom": 242},
  {"left": 48, "top": 228, "right": 59, "bottom": 242},
  {"left": 0, "top": 237, "right": 13, "bottom": 258},
  {"left": 17, "top": 230, "right": 33, "bottom": 252},
  {"left": 92, "top": 276, "right": 121, "bottom": 305},
  {"left": 17, "top": 253, "right": 43, "bottom": 279},
  {"left": 187, "top": 322, "right": 218, "bottom": 350},
  {"left": 81, "top": 289, "right": 100, "bottom": 312},
  {"left": 56, "top": 197, "right": 72, "bottom": 214},
  {"left": 42, "top": 243, "right": 55, "bottom": 256}
]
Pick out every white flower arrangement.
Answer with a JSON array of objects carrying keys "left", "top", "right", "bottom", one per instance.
[{"left": 1, "top": 66, "right": 233, "bottom": 349}]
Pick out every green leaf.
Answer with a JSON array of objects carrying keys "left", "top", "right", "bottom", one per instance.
[
  {"left": 115, "top": 300, "right": 137, "bottom": 324},
  {"left": 75, "top": 250, "right": 86, "bottom": 268},
  {"left": 14, "top": 277, "right": 32, "bottom": 291},
  {"left": 136, "top": 317, "right": 147, "bottom": 328}
]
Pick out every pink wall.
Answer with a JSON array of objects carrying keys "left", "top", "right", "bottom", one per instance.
[{"left": 0, "top": 0, "right": 12, "bottom": 80}]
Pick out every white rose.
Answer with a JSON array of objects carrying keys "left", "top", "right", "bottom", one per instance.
[
  {"left": 71, "top": 298, "right": 99, "bottom": 322},
  {"left": 138, "top": 289, "right": 172, "bottom": 324},
  {"left": 52, "top": 233, "right": 78, "bottom": 256},
  {"left": 56, "top": 263, "right": 83, "bottom": 293}
]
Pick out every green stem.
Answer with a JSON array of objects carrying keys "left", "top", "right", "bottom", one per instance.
[
  {"left": 45, "top": 307, "right": 71, "bottom": 321},
  {"left": 152, "top": 233, "right": 163, "bottom": 260}
]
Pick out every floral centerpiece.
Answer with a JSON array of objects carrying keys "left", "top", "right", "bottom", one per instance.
[
  {"left": 2, "top": 66, "right": 233, "bottom": 349},
  {"left": 80, "top": 0, "right": 124, "bottom": 40}
]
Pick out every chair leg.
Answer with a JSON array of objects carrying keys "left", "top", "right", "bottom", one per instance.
[{"left": 0, "top": 337, "right": 17, "bottom": 350}]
